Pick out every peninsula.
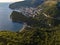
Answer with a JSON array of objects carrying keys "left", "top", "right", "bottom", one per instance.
[{"left": 0, "top": 0, "right": 60, "bottom": 45}]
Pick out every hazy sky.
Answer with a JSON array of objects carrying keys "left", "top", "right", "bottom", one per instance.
[{"left": 0, "top": 0, "right": 24, "bottom": 2}]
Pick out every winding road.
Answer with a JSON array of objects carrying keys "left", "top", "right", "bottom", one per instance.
[{"left": 43, "top": 13, "right": 60, "bottom": 20}]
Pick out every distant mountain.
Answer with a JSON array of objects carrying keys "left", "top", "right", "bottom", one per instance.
[{"left": 9, "top": 0, "right": 44, "bottom": 10}]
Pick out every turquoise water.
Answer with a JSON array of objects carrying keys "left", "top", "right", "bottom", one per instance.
[{"left": 0, "top": 3, "right": 23, "bottom": 32}]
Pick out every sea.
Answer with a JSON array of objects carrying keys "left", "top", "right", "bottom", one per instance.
[{"left": 0, "top": 3, "right": 23, "bottom": 32}]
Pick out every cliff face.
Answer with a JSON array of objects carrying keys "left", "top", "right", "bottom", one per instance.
[{"left": 10, "top": 11, "right": 28, "bottom": 22}]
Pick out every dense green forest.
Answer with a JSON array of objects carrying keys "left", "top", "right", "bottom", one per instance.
[{"left": 0, "top": 0, "right": 60, "bottom": 45}]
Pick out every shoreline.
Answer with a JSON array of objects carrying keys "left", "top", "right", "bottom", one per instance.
[{"left": 19, "top": 23, "right": 27, "bottom": 32}]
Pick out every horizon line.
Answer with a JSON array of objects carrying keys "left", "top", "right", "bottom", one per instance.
[{"left": 0, "top": 0, "right": 24, "bottom": 3}]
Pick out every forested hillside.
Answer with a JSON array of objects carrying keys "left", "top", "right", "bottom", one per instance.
[
  {"left": 0, "top": 0, "right": 60, "bottom": 45},
  {"left": 9, "top": 0, "right": 44, "bottom": 10}
]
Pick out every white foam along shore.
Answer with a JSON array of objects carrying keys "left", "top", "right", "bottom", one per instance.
[{"left": 19, "top": 23, "right": 27, "bottom": 32}]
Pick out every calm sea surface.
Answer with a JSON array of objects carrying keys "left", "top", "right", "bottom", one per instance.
[{"left": 0, "top": 3, "right": 23, "bottom": 32}]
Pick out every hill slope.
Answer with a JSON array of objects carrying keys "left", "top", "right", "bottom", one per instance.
[
  {"left": 9, "top": 0, "right": 44, "bottom": 10},
  {"left": 0, "top": 0, "right": 60, "bottom": 45}
]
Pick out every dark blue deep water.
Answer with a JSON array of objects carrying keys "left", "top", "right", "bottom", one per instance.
[{"left": 0, "top": 3, "right": 23, "bottom": 32}]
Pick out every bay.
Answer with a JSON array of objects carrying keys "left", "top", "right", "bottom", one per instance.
[{"left": 0, "top": 3, "right": 23, "bottom": 32}]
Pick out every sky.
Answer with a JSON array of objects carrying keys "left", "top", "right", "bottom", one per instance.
[{"left": 0, "top": 0, "right": 24, "bottom": 2}]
